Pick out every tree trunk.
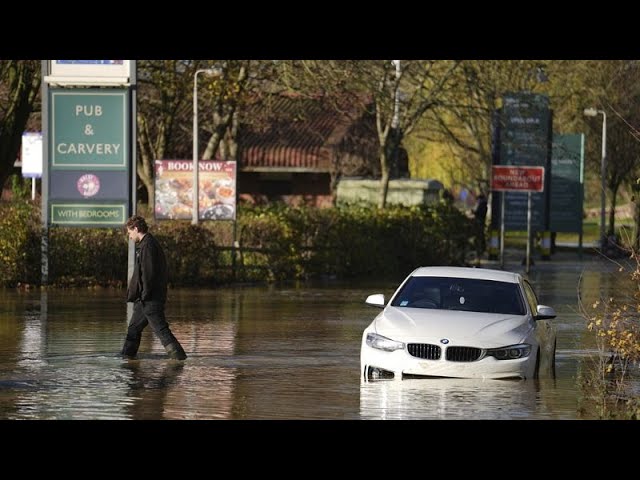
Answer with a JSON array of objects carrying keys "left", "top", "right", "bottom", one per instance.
[
  {"left": 202, "top": 64, "right": 247, "bottom": 161},
  {"left": 0, "top": 61, "right": 41, "bottom": 190},
  {"left": 135, "top": 113, "right": 158, "bottom": 209},
  {"left": 608, "top": 183, "right": 619, "bottom": 237},
  {"left": 378, "top": 147, "right": 389, "bottom": 209},
  {"left": 633, "top": 185, "right": 640, "bottom": 250}
]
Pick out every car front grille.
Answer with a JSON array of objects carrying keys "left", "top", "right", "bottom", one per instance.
[
  {"left": 407, "top": 344, "right": 483, "bottom": 362},
  {"left": 446, "top": 346, "right": 482, "bottom": 362},
  {"left": 407, "top": 343, "right": 441, "bottom": 360}
]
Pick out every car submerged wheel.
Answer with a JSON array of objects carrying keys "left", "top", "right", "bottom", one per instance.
[
  {"left": 533, "top": 347, "right": 541, "bottom": 379},
  {"left": 535, "top": 341, "right": 557, "bottom": 380}
]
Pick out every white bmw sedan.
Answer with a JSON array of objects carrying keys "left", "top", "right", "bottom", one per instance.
[{"left": 360, "top": 266, "right": 557, "bottom": 381}]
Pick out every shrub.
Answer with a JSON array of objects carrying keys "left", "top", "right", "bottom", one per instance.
[
  {"left": 0, "top": 201, "right": 475, "bottom": 287},
  {"left": 0, "top": 201, "right": 40, "bottom": 287},
  {"left": 579, "top": 248, "right": 640, "bottom": 419}
]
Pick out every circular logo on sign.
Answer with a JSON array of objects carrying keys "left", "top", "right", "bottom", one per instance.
[{"left": 77, "top": 174, "right": 100, "bottom": 198}]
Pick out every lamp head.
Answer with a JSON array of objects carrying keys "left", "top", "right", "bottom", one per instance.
[
  {"left": 583, "top": 107, "right": 598, "bottom": 117},
  {"left": 203, "top": 67, "right": 222, "bottom": 77}
]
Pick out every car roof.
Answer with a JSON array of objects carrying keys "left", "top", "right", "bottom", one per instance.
[{"left": 410, "top": 266, "right": 522, "bottom": 284}]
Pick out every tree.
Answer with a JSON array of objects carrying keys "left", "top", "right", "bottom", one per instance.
[
  {"left": 424, "top": 60, "right": 554, "bottom": 195},
  {"left": 201, "top": 60, "right": 339, "bottom": 165},
  {"left": 0, "top": 60, "right": 41, "bottom": 191},
  {"left": 200, "top": 60, "right": 280, "bottom": 161},
  {"left": 136, "top": 60, "right": 207, "bottom": 206},
  {"left": 292, "top": 60, "right": 461, "bottom": 208},
  {"left": 136, "top": 60, "right": 280, "bottom": 207},
  {"left": 605, "top": 115, "right": 640, "bottom": 236},
  {"left": 578, "top": 61, "right": 640, "bottom": 238}
]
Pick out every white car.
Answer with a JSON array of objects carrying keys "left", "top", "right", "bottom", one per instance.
[{"left": 360, "top": 266, "right": 557, "bottom": 381}]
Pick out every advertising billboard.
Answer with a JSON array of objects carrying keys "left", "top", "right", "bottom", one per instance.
[{"left": 154, "top": 160, "right": 237, "bottom": 221}]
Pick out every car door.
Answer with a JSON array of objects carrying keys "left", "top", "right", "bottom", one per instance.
[{"left": 523, "top": 280, "right": 555, "bottom": 377}]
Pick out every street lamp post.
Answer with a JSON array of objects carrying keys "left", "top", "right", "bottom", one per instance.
[
  {"left": 390, "top": 60, "right": 402, "bottom": 181},
  {"left": 193, "top": 68, "right": 220, "bottom": 225},
  {"left": 583, "top": 107, "right": 607, "bottom": 248},
  {"left": 391, "top": 60, "right": 401, "bottom": 129}
]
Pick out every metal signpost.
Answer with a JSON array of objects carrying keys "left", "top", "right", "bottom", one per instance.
[
  {"left": 42, "top": 60, "right": 135, "bottom": 286},
  {"left": 492, "top": 165, "right": 545, "bottom": 273}
]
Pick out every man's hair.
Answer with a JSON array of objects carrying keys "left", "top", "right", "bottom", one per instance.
[{"left": 126, "top": 215, "right": 149, "bottom": 233}]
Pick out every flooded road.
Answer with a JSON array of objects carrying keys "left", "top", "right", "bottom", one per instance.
[{"left": 0, "top": 254, "right": 631, "bottom": 419}]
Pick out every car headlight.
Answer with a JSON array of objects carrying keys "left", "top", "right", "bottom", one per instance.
[
  {"left": 485, "top": 344, "right": 531, "bottom": 360},
  {"left": 366, "top": 333, "right": 405, "bottom": 352}
]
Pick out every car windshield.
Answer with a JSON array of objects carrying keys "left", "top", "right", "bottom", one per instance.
[{"left": 390, "top": 276, "right": 526, "bottom": 315}]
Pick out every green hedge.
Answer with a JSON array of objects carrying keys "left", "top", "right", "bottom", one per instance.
[
  {"left": 235, "top": 203, "right": 474, "bottom": 281},
  {"left": 0, "top": 202, "right": 40, "bottom": 286},
  {"left": 0, "top": 201, "right": 474, "bottom": 287}
]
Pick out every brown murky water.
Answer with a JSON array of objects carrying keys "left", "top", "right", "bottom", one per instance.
[{"left": 0, "top": 255, "right": 631, "bottom": 419}]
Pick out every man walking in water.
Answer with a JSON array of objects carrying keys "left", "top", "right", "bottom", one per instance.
[{"left": 121, "top": 215, "right": 187, "bottom": 360}]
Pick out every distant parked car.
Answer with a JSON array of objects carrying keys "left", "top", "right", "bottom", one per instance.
[{"left": 360, "top": 266, "right": 556, "bottom": 381}]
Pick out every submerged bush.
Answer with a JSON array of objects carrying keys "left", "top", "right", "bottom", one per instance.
[{"left": 579, "top": 247, "right": 640, "bottom": 419}]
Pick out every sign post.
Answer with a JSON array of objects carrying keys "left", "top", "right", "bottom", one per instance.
[
  {"left": 497, "top": 93, "right": 551, "bottom": 232},
  {"left": 42, "top": 60, "right": 136, "bottom": 287},
  {"left": 48, "top": 88, "right": 130, "bottom": 227},
  {"left": 492, "top": 165, "right": 545, "bottom": 272}
]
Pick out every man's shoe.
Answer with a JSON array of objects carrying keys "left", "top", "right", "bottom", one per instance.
[
  {"left": 165, "top": 341, "right": 187, "bottom": 360},
  {"left": 121, "top": 338, "right": 140, "bottom": 359}
]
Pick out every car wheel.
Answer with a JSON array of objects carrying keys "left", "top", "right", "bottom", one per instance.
[{"left": 533, "top": 347, "right": 541, "bottom": 379}]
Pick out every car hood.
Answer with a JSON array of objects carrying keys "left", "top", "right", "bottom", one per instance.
[{"left": 374, "top": 306, "right": 532, "bottom": 347}]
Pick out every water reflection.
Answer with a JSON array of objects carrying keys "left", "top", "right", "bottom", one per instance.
[
  {"left": 122, "top": 361, "right": 185, "bottom": 419},
  {"left": 360, "top": 378, "right": 539, "bottom": 420}
]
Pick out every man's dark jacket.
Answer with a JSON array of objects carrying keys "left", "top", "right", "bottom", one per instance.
[{"left": 126, "top": 233, "right": 168, "bottom": 303}]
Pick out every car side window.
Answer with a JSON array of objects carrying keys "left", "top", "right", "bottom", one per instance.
[{"left": 522, "top": 281, "right": 539, "bottom": 316}]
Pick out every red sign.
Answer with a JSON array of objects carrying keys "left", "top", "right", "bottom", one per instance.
[{"left": 491, "top": 165, "right": 545, "bottom": 192}]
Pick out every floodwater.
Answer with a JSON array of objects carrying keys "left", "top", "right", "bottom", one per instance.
[{"left": 0, "top": 253, "right": 632, "bottom": 420}]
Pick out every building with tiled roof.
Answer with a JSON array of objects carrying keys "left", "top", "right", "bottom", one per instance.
[{"left": 236, "top": 94, "right": 384, "bottom": 207}]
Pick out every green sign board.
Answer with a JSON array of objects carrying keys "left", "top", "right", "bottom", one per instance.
[
  {"left": 50, "top": 89, "right": 128, "bottom": 169},
  {"left": 497, "top": 92, "right": 552, "bottom": 231},
  {"left": 50, "top": 204, "right": 126, "bottom": 226},
  {"left": 48, "top": 88, "right": 131, "bottom": 227},
  {"left": 549, "top": 133, "right": 584, "bottom": 232}
]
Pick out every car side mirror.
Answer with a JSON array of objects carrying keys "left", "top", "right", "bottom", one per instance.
[
  {"left": 535, "top": 305, "right": 556, "bottom": 320},
  {"left": 365, "top": 294, "right": 385, "bottom": 308}
]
